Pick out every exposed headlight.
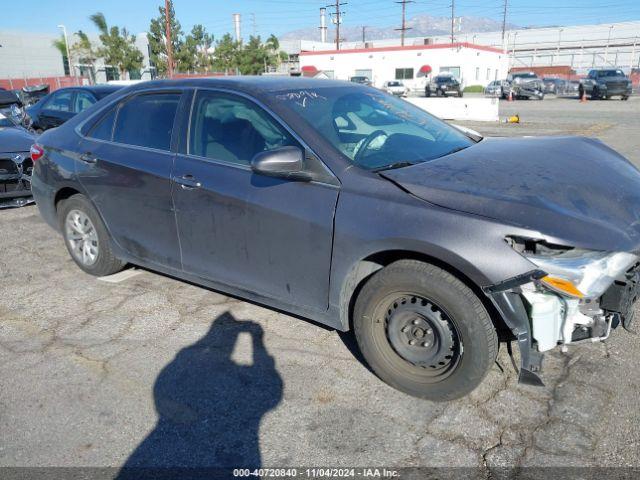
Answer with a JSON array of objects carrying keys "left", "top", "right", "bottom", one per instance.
[{"left": 507, "top": 237, "right": 638, "bottom": 299}]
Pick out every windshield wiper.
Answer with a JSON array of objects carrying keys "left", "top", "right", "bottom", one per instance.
[{"left": 372, "top": 161, "right": 415, "bottom": 172}]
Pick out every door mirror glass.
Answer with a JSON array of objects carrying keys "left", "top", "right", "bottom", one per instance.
[{"left": 251, "top": 146, "right": 310, "bottom": 181}]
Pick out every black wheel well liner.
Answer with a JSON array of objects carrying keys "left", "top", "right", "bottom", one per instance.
[
  {"left": 54, "top": 186, "right": 82, "bottom": 208},
  {"left": 343, "top": 249, "right": 512, "bottom": 339}
]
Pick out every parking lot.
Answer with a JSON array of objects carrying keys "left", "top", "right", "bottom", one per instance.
[{"left": 1, "top": 95, "right": 640, "bottom": 474}]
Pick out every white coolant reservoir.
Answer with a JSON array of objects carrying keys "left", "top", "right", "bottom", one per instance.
[{"left": 522, "top": 291, "right": 564, "bottom": 352}]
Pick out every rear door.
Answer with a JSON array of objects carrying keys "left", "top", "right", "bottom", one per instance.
[
  {"left": 172, "top": 89, "right": 339, "bottom": 312},
  {"left": 76, "top": 90, "right": 184, "bottom": 269}
]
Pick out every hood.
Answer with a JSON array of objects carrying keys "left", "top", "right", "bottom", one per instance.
[
  {"left": 0, "top": 126, "right": 36, "bottom": 153},
  {"left": 381, "top": 136, "right": 640, "bottom": 252}
]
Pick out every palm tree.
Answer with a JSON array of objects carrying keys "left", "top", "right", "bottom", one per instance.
[{"left": 51, "top": 35, "right": 70, "bottom": 75}]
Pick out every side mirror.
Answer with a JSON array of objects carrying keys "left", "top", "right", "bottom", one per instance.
[{"left": 251, "top": 146, "right": 311, "bottom": 182}]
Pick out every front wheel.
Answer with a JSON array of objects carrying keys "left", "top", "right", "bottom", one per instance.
[
  {"left": 458, "top": 91, "right": 464, "bottom": 97},
  {"left": 58, "top": 194, "right": 126, "bottom": 276},
  {"left": 353, "top": 260, "right": 498, "bottom": 401}
]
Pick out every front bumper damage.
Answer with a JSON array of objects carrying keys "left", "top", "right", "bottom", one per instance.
[
  {"left": 484, "top": 265, "right": 639, "bottom": 386},
  {"left": 0, "top": 152, "right": 34, "bottom": 209}
]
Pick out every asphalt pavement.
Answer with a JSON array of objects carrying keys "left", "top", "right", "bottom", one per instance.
[{"left": 1, "top": 96, "right": 639, "bottom": 476}]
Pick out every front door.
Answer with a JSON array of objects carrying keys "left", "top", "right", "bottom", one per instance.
[
  {"left": 76, "top": 91, "right": 183, "bottom": 269},
  {"left": 172, "top": 90, "right": 339, "bottom": 312}
]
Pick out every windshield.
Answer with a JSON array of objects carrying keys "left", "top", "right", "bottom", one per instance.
[
  {"left": 598, "top": 69, "right": 625, "bottom": 77},
  {"left": 513, "top": 73, "right": 537, "bottom": 79},
  {"left": 274, "top": 87, "right": 475, "bottom": 171}
]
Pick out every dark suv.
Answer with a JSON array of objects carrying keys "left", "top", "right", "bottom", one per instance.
[
  {"left": 582, "top": 69, "right": 632, "bottom": 100},
  {"left": 425, "top": 74, "right": 463, "bottom": 97},
  {"left": 31, "top": 77, "right": 640, "bottom": 400}
]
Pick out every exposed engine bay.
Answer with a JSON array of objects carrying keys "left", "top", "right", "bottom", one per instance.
[{"left": 509, "top": 236, "right": 638, "bottom": 353}]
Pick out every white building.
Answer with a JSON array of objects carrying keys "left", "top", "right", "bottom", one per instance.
[{"left": 298, "top": 42, "right": 509, "bottom": 91}]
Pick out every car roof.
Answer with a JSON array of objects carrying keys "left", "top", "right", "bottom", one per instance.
[
  {"left": 120, "top": 76, "right": 358, "bottom": 99},
  {"left": 53, "top": 84, "right": 123, "bottom": 95}
]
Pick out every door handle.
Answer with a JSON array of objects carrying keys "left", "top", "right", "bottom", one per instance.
[
  {"left": 79, "top": 152, "right": 97, "bottom": 164},
  {"left": 173, "top": 174, "right": 202, "bottom": 189}
]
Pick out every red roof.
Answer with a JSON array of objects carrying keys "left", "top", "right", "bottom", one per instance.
[{"left": 300, "top": 42, "right": 504, "bottom": 56}]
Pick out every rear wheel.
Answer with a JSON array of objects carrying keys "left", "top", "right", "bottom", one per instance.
[
  {"left": 353, "top": 260, "right": 498, "bottom": 401},
  {"left": 57, "top": 194, "right": 125, "bottom": 276}
]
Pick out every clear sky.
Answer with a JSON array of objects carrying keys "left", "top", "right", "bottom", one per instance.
[{"left": 1, "top": 0, "right": 639, "bottom": 40}]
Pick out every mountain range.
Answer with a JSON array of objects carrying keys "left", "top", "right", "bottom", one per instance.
[{"left": 280, "top": 14, "right": 517, "bottom": 42}]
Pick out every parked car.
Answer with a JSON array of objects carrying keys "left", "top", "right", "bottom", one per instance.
[
  {"left": 31, "top": 77, "right": 640, "bottom": 400},
  {"left": 483, "top": 80, "right": 503, "bottom": 97},
  {"left": 505, "top": 72, "right": 545, "bottom": 100},
  {"left": 382, "top": 80, "right": 408, "bottom": 97},
  {"left": 542, "top": 77, "right": 566, "bottom": 94},
  {"left": 350, "top": 76, "right": 372, "bottom": 86},
  {"left": 425, "top": 73, "right": 463, "bottom": 97},
  {"left": 0, "top": 90, "right": 37, "bottom": 208},
  {"left": 28, "top": 85, "right": 122, "bottom": 133},
  {"left": 21, "top": 84, "right": 49, "bottom": 107},
  {"left": 581, "top": 69, "right": 632, "bottom": 100},
  {"left": 558, "top": 80, "right": 581, "bottom": 97}
]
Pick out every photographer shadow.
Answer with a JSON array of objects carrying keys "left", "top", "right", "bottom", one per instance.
[{"left": 118, "top": 312, "right": 283, "bottom": 476}]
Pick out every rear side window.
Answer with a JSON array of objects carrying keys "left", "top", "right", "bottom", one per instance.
[
  {"left": 87, "top": 107, "right": 117, "bottom": 141},
  {"left": 113, "top": 93, "right": 180, "bottom": 151}
]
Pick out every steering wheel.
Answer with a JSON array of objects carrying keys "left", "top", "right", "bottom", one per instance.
[{"left": 353, "top": 130, "right": 388, "bottom": 165}]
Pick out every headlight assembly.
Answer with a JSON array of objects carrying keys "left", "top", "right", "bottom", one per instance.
[{"left": 507, "top": 237, "right": 638, "bottom": 299}]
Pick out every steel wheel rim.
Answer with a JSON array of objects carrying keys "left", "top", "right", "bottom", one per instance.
[
  {"left": 65, "top": 209, "right": 99, "bottom": 266},
  {"left": 383, "top": 294, "right": 462, "bottom": 382}
]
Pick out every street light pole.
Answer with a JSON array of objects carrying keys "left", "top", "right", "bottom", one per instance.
[
  {"left": 605, "top": 25, "right": 614, "bottom": 66},
  {"left": 556, "top": 28, "right": 563, "bottom": 66},
  {"left": 57, "top": 24, "right": 72, "bottom": 79}
]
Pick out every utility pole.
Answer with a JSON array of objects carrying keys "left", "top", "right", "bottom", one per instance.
[
  {"left": 450, "top": 0, "right": 455, "bottom": 44},
  {"left": 328, "top": 1, "right": 347, "bottom": 50},
  {"left": 164, "top": 0, "right": 174, "bottom": 78},
  {"left": 395, "top": 0, "right": 413, "bottom": 47},
  {"left": 501, "top": 0, "right": 508, "bottom": 49}
]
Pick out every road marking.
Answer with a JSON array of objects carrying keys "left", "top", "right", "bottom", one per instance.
[{"left": 97, "top": 268, "right": 145, "bottom": 284}]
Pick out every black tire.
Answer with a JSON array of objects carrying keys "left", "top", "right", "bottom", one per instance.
[
  {"left": 591, "top": 87, "right": 600, "bottom": 100},
  {"left": 458, "top": 91, "right": 464, "bottom": 98},
  {"left": 425, "top": 89, "right": 431, "bottom": 97},
  {"left": 353, "top": 260, "right": 498, "bottom": 401},
  {"left": 57, "top": 194, "right": 125, "bottom": 277}
]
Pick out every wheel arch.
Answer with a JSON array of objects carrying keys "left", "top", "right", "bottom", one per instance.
[{"left": 339, "top": 249, "right": 511, "bottom": 338}]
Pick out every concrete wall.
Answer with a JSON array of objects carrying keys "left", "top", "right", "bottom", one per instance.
[
  {"left": 299, "top": 44, "right": 509, "bottom": 90},
  {"left": 0, "top": 31, "right": 66, "bottom": 79},
  {"left": 0, "top": 31, "right": 152, "bottom": 83}
]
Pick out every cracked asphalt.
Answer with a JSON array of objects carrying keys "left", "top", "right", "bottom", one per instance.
[{"left": 1, "top": 96, "right": 639, "bottom": 473}]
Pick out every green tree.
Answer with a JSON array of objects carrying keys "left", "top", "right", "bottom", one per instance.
[
  {"left": 238, "top": 36, "right": 269, "bottom": 75},
  {"left": 71, "top": 30, "right": 98, "bottom": 83},
  {"left": 90, "top": 12, "right": 144, "bottom": 80},
  {"left": 213, "top": 33, "right": 240, "bottom": 75},
  {"left": 147, "top": 0, "right": 183, "bottom": 76},
  {"left": 51, "top": 36, "right": 70, "bottom": 75}
]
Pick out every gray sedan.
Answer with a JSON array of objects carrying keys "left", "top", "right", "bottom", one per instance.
[{"left": 30, "top": 77, "right": 640, "bottom": 400}]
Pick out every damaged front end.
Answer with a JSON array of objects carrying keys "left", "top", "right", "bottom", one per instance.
[
  {"left": 0, "top": 152, "right": 34, "bottom": 209},
  {"left": 486, "top": 237, "right": 639, "bottom": 386}
]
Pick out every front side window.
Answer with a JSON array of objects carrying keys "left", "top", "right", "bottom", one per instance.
[
  {"left": 113, "top": 93, "right": 180, "bottom": 151},
  {"left": 43, "top": 91, "right": 73, "bottom": 112},
  {"left": 74, "top": 91, "right": 96, "bottom": 113},
  {"left": 273, "top": 87, "right": 474, "bottom": 171},
  {"left": 189, "top": 91, "right": 299, "bottom": 165}
]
